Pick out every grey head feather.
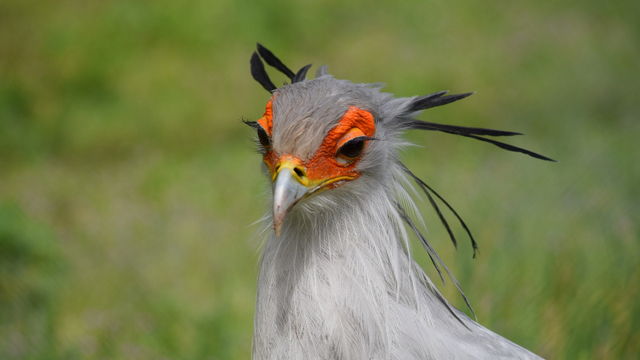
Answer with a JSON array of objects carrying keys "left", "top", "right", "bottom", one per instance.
[
  {"left": 315, "top": 65, "right": 329, "bottom": 78},
  {"left": 270, "top": 77, "right": 388, "bottom": 159}
]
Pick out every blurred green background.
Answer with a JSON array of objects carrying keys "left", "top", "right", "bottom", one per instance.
[{"left": 1, "top": 0, "right": 638, "bottom": 359}]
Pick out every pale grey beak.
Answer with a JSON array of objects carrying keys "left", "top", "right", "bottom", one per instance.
[{"left": 272, "top": 168, "right": 309, "bottom": 236}]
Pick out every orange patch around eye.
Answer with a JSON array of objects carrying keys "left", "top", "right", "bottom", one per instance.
[
  {"left": 303, "top": 106, "right": 375, "bottom": 182},
  {"left": 257, "top": 98, "right": 274, "bottom": 136},
  {"left": 323, "top": 106, "right": 375, "bottom": 148},
  {"left": 262, "top": 106, "right": 375, "bottom": 188}
]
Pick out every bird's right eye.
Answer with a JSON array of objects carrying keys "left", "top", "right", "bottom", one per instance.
[
  {"left": 257, "top": 127, "right": 271, "bottom": 148},
  {"left": 336, "top": 137, "right": 366, "bottom": 160}
]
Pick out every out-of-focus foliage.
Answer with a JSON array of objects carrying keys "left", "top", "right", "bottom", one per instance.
[
  {"left": 0, "top": 203, "right": 64, "bottom": 359},
  {"left": 0, "top": 0, "right": 638, "bottom": 359}
]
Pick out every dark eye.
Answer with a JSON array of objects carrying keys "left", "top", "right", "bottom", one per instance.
[
  {"left": 257, "top": 127, "right": 271, "bottom": 148},
  {"left": 337, "top": 137, "right": 366, "bottom": 159}
]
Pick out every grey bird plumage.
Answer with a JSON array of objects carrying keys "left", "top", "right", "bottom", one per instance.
[{"left": 246, "top": 44, "right": 550, "bottom": 359}]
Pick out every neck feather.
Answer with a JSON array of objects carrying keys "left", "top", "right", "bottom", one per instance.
[{"left": 253, "top": 175, "right": 439, "bottom": 358}]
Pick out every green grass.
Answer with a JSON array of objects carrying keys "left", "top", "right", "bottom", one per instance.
[{"left": 1, "top": 0, "right": 638, "bottom": 358}]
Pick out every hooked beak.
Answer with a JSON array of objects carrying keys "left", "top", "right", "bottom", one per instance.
[{"left": 272, "top": 163, "right": 310, "bottom": 237}]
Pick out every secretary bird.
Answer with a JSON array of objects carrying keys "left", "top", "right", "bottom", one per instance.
[{"left": 245, "top": 43, "right": 552, "bottom": 359}]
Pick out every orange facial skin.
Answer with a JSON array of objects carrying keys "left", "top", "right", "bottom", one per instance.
[
  {"left": 257, "top": 98, "right": 274, "bottom": 137},
  {"left": 257, "top": 104, "right": 376, "bottom": 192}
]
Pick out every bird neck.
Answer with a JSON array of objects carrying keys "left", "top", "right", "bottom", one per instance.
[
  {"left": 262, "top": 181, "right": 407, "bottom": 288},
  {"left": 253, "top": 180, "right": 425, "bottom": 357},
  {"left": 252, "top": 175, "right": 544, "bottom": 360}
]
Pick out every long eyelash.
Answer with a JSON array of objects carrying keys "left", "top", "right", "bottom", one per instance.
[
  {"left": 242, "top": 118, "right": 268, "bottom": 155},
  {"left": 339, "top": 136, "right": 377, "bottom": 147},
  {"left": 335, "top": 136, "right": 375, "bottom": 153},
  {"left": 250, "top": 138, "right": 267, "bottom": 155},
  {"left": 242, "top": 117, "right": 261, "bottom": 129}
]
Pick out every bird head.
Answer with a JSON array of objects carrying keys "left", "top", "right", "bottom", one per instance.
[
  {"left": 250, "top": 77, "right": 396, "bottom": 236},
  {"left": 246, "top": 44, "right": 554, "bottom": 238}
]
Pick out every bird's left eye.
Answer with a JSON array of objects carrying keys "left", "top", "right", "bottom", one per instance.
[
  {"left": 257, "top": 127, "right": 271, "bottom": 149},
  {"left": 336, "top": 137, "right": 366, "bottom": 160}
]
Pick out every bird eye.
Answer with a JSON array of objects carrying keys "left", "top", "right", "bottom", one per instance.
[
  {"left": 257, "top": 127, "right": 271, "bottom": 149},
  {"left": 336, "top": 137, "right": 366, "bottom": 160}
]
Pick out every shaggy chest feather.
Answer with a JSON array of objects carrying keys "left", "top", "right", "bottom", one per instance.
[
  {"left": 251, "top": 187, "right": 542, "bottom": 360},
  {"left": 253, "top": 188, "right": 438, "bottom": 359}
]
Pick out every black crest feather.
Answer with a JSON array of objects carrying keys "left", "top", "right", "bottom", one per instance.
[
  {"left": 395, "top": 202, "right": 476, "bottom": 323},
  {"left": 403, "top": 91, "right": 556, "bottom": 162},
  {"left": 455, "top": 133, "right": 556, "bottom": 161},
  {"left": 400, "top": 163, "right": 479, "bottom": 258},
  {"left": 405, "top": 120, "right": 522, "bottom": 137},
  {"left": 292, "top": 64, "right": 312, "bottom": 83},
  {"left": 257, "top": 43, "right": 295, "bottom": 80},
  {"left": 405, "top": 91, "right": 475, "bottom": 114},
  {"left": 250, "top": 52, "right": 276, "bottom": 92}
]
